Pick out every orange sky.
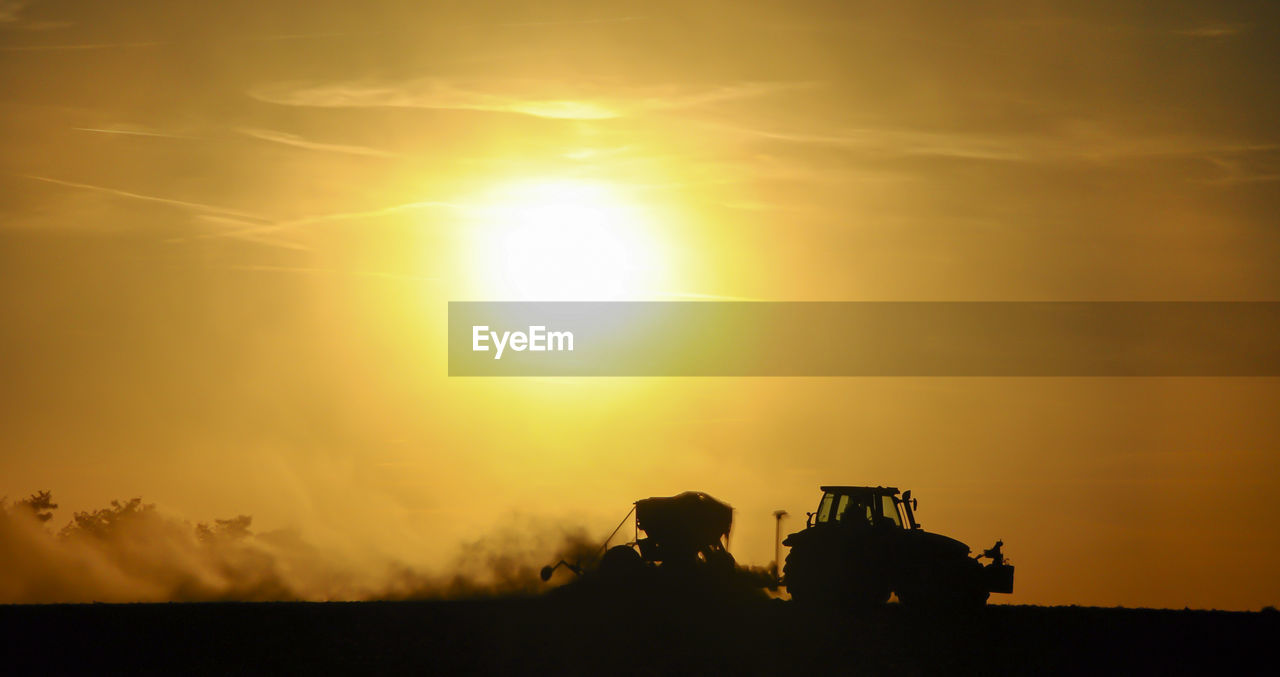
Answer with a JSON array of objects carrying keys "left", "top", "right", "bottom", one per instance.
[{"left": 1, "top": 1, "right": 1278, "bottom": 609}]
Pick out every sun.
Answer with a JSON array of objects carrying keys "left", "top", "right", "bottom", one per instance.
[{"left": 466, "top": 179, "right": 668, "bottom": 300}]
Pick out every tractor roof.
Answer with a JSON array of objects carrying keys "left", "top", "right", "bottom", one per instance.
[{"left": 820, "top": 485, "right": 901, "bottom": 495}]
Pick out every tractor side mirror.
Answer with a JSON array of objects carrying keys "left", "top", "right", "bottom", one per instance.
[{"left": 540, "top": 566, "right": 554, "bottom": 582}]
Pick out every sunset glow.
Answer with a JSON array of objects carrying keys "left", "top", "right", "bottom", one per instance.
[{"left": 0, "top": 0, "right": 1277, "bottom": 616}]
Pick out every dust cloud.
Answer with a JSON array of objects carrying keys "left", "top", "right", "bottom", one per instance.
[{"left": 0, "top": 490, "right": 599, "bottom": 603}]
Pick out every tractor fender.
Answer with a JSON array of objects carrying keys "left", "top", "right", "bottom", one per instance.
[{"left": 900, "top": 529, "right": 972, "bottom": 559}]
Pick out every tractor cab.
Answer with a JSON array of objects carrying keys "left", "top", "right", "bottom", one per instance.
[{"left": 810, "top": 485, "right": 920, "bottom": 531}]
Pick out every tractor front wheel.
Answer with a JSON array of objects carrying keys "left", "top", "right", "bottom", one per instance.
[{"left": 895, "top": 558, "right": 989, "bottom": 610}]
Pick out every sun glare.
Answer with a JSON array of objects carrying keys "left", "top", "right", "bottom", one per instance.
[{"left": 467, "top": 179, "right": 667, "bottom": 300}]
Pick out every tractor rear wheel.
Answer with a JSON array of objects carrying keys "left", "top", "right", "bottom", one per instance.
[{"left": 784, "top": 544, "right": 890, "bottom": 609}]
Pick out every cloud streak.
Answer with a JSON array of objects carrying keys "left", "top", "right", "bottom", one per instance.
[
  {"left": 0, "top": 40, "right": 166, "bottom": 51},
  {"left": 249, "top": 78, "right": 808, "bottom": 121},
  {"left": 216, "top": 264, "right": 437, "bottom": 282},
  {"left": 0, "top": 0, "right": 28, "bottom": 23},
  {"left": 192, "top": 215, "right": 313, "bottom": 251},
  {"left": 74, "top": 126, "right": 193, "bottom": 139},
  {"left": 1173, "top": 24, "right": 1246, "bottom": 38},
  {"left": 173, "top": 199, "right": 460, "bottom": 244},
  {"left": 24, "top": 175, "right": 266, "bottom": 222},
  {"left": 21, "top": 176, "right": 456, "bottom": 249},
  {"left": 496, "top": 15, "right": 641, "bottom": 28},
  {"left": 700, "top": 120, "right": 1280, "bottom": 165},
  {"left": 238, "top": 127, "right": 397, "bottom": 157},
  {"left": 250, "top": 79, "right": 619, "bottom": 119}
]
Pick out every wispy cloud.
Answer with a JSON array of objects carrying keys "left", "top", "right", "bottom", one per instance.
[
  {"left": 658, "top": 291, "right": 763, "bottom": 301},
  {"left": 192, "top": 215, "right": 312, "bottom": 251},
  {"left": 1197, "top": 155, "right": 1280, "bottom": 184},
  {"left": 496, "top": 15, "right": 641, "bottom": 28},
  {"left": 232, "top": 31, "right": 353, "bottom": 42},
  {"left": 74, "top": 125, "right": 194, "bottom": 139},
  {"left": 1173, "top": 24, "right": 1246, "bottom": 38},
  {"left": 250, "top": 79, "right": 619, "bottom": 119},
  {"left": 24, "top": 175, "right": 265, "bottom": 222},
  {"left": 644, "top": 82, "right": 813, "bottom": 112},
  {"left": 23, "top": 176, "right": 459, "bottom": 247},
  {"left": 0, "top": 40, "right": 165, "bottom": 51},
  {"left": 237, "top": 127, "right": 397, "bottom": 158},
  {"left": 173, "top": 199, "right": 460, "bottom": 244},
  {"left": 0, "top": 0, "right": 29, "bottom": 23},
  {"left": 1201, "top": 173, "right": 1280, "bottom": 184},
  {"left": 700, "top": 119, "right": 1280, "bottom": 165},
  {"left": 249, "top": 78, "right": 807, "bottom": 121},
  {"left": 12, "top": 19, "right": 72, "bottom": 31},
  {"left": 702, "top": 121, "right": 1030, "bottom": 161},
  {"left": 215, "top": 264, "right": 437, "bottom": 282}
]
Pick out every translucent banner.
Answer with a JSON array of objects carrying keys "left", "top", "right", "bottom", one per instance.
[{"left": 448, "top": 302, "right": 1280, "bottom": 376}]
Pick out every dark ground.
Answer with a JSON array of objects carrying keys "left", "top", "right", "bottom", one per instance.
[{"left": 1, "top": 592, "right": 1275, "bottom": 675}]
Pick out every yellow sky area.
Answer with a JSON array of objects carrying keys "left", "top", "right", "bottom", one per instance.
[{"left": 1, "top": 0, "right": 1279, "bottom": 609}]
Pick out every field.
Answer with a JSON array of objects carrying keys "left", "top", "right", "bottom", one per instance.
[{"left": 3, "top": 593, "right": 1275, "bottom": 675}]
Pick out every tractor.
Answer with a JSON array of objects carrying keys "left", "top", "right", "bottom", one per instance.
[{"left": 782, "top": 486, "right": 1013, "bottom": 609}]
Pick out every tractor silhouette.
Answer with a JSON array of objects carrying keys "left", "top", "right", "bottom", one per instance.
[
  {"left": 540, "top": 486, "right": 1013, "bottom": 611},
  {"left": 783, "top": 485, "right": 1014, "bottom": 608}
]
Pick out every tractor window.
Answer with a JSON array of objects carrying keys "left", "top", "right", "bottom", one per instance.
[
  {"left": 835, "top": 495, "right": 872, "bottom": 526},
  {"left": 815, "top": 493, "right": 835, "bottom": 523},
  {"left": 880, "top": 495, "right": 903, "bottom": 527}
]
